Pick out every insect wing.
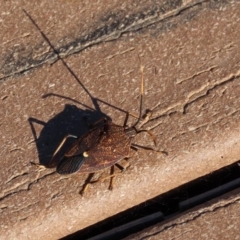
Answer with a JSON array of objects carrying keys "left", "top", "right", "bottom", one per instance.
[
  {"left": 66, "top": 125, "right": 104, "bottom": 157},
  {"left": 57, "top": 123, "right": 106, "bottom": 174},
  {"left": 57, "top": 155, "right": 85, "bottom": 174}
]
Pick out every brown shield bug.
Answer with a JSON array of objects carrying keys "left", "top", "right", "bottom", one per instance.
[
  {"left": 47, "top": 65, "right": 164, "bottom": 194},
  {"left": 22, "top": 9, "right": 166, "bottom": 194}
]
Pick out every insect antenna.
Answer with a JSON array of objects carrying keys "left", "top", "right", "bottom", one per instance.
[
  {"left": 129, "top": 58, "right": 158, "bottom": 146},
  {"left": 131, "top": 57, "right": 144, "bottom": 128}
]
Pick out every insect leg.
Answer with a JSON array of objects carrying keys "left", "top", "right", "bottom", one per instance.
[
  {"left": 115, "top": 161, "right": 130, "bottom": 172},
  {"left": 131, "top": 143, "right": 168, "bottom": 155},
  {"left": 106, "top": 164, "right": 126, "bottom": 191},
  {"left": 108, "top": 160, "right": 131, "bottom": 190},
  {"left": 80, "top": 173, "right": 95, "bottom": 195},
  {"left": 123, "top": 111, "right": 140, "bottom": 128},
  {"left": 130, "top": 145, "right": 138, "bottom": 151},
  {"left": 94, "top": 160, "right": 130, "bottom": 190},
  {"left": 123, "top": 112, "right": 129, "bottom": 128},
  {"left": 109, "top": 165, "right": 115, "bottom": 190},
  {"left": 84, "top": 117, "right": 107, "bottom": 129},
  {"left": 115, "top": 163, "right": 125, "bottom": 171},
  {"left": 85, "top": 171, "right": 117, "bottom": 189},
  {"left": 136, "top": 129, "right": 157, "bottom": 146}
]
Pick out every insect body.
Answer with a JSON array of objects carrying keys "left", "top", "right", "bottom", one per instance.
[{"left": 56, "top": 119, "right": 136, "bottom": 175}]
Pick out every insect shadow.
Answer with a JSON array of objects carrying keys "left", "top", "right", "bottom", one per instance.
[{"left": 28, "top": 104, "right": 109, "bottom": 167}]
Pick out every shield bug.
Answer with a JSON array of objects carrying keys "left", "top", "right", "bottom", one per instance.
[
  {"left": 22, "top": 9, "right": 165, "bottom": 194},
  {"left": 47, "top": 64, "right": 163, "bottom": 194}
]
